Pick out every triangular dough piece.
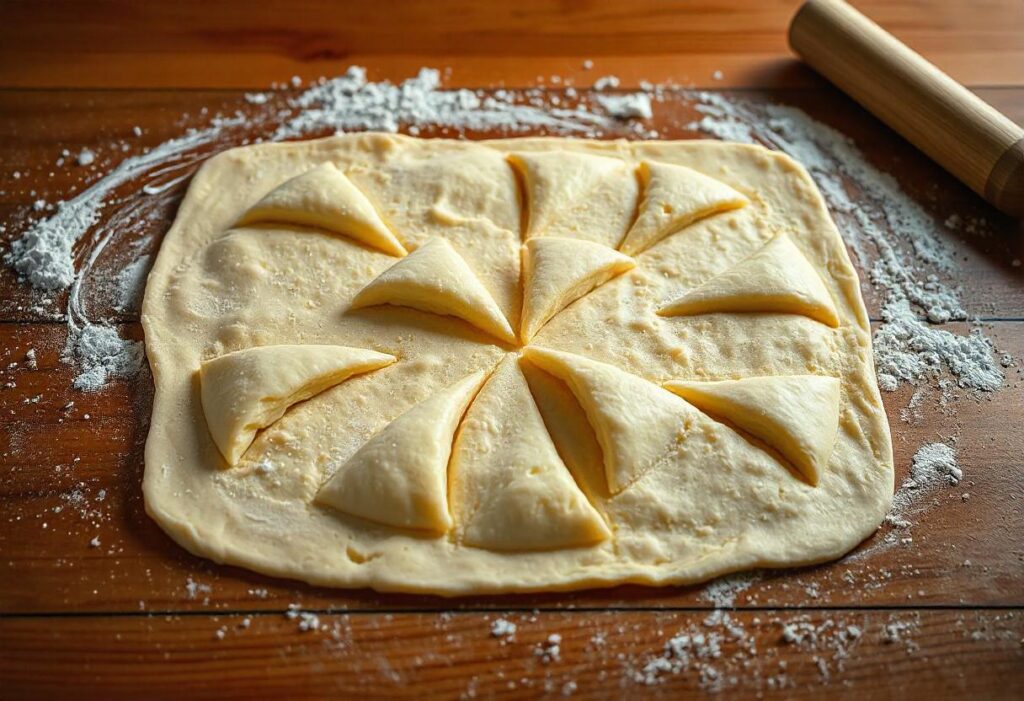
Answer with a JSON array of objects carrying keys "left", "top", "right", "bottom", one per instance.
[
  {"left": 520, "top": 237, "right": 635, "bottom": 341},
  {"left": 522, "top": 348, "right": 696, "bottom": 495},
  {"left": 350, "top": 237, "right": 517, "bottom": 344},
  {"left": 664, "top": 375, "right": 841, "bottom": 485},
  {"left": 236, "top": 162, "right": 407, "bottom": 257},
  {"left": 200, "top": 345, "right": 396, "bottom": 466},
  {"left": 508, "top": 151, "right": 638, "bottom": 247},
  {"left": 520, "top": 361, "right": 608, "bottom": 502},
  {"left": 619, "top": 160, "right": 748, "bottom": 255},
  {"left": 659, "top": 235, "right": 840, "bottom": 326},
  {"left": 449, "top": 355, "right": 609, "bottom": 551},
  {"left": 316, "top": 370, "right": 488, "bottom": 533}
]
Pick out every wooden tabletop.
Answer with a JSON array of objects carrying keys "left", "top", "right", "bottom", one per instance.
[{"left": 1, "top": 1, "right": 1023, "bottom": 699}]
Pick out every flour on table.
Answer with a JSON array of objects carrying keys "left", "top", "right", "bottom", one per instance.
[
  {"left": 113, "top": 254, "right": 151, "bottom": 313},
  {"left": 700, "top": 572, "right": 761, "bottom": 608},
  {"left": 490, "top": 618, "right": 517, "bottom": 640},
  {"left": 592, "top": 75, "right": 621, "bottom": 91},
  {"left": 184, "top": 576, "right": 212, "bottom": 601},
  {"left": 889, "top": 441, "right": 963, "bottom": 527},
  {"left": 274, "top": 66, "right": 633, "bottom": 140},
  {"left": 594, "top": 93, "right": 653, "bottom": 120},
  {"left": 65, "top": 322, "right": 144, "bottom": 392},
  {"left": 848, "top": 442, "right": 963, "bottom": 558}
]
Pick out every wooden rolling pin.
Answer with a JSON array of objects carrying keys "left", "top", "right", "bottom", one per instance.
[{"left": 789, "top": 0, "right": 1024, "bottom": 218}]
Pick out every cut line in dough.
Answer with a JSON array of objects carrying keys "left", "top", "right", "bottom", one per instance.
[
  {"left": 236, "top": 162, "right": 407, "bottom": 257},
  {"left": 508, "top": 151, "right": 639, "bottom": 248},
  {"left": 316, "top": 369, "right": 489, "bottom": 533},
  {"left": 449, "top": 355, "right": 610, "bottom": 551},
  {"left": 664, "top": 375, "right": 841, "bottom": 485},
  {"left": 199, "top": 344, "right": 396, "bottom": 466},
  {"left": 520, "top": 236, "right": 635, "bottom": 342},
  {"left": 350, "top": 237, "right": 517, "bottom": 344},
  {"left": 522, "top": 347, "right": 696, "bottom": 495},
  {"left": 619, "top": 160, "right": 748, "bottom": 255},
  {"left": 658, "top": 234, "right": 840, "bottom": 327}
]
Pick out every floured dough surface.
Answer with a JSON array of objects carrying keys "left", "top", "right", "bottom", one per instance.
[{"left": 142, "top": 133, "right": 893, "bottom": 595}]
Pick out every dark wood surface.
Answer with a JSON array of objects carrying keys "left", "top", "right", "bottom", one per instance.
[
  {"left": 1, "top": 1, "right": 1023, "bottom": 698},
  {"left": 1, "top": 0, "right": 1023, "bottom": 89}
]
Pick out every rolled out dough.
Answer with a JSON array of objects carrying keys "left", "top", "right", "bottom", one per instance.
[{"left": 141, "top": 133, "right": 893, "bottom": 595}]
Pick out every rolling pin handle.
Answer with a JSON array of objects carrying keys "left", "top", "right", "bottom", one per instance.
[{"left": 789, "top": 0, "right": 1024, "bottom": 218}]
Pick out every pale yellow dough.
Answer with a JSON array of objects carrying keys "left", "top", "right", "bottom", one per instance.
[{"left": 142, "top": 133, "right": 893, "bottom": 595}]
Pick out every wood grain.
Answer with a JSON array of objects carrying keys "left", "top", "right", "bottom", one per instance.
[
  {"left": 1, "top": 1, "right": 1023, "bottom": 89},
  {"left": 2, "top": 1, "right": 1023, "bottom": 697},
  {"left": 2, "top": 609, "right": 1022, "bottom": 700}
]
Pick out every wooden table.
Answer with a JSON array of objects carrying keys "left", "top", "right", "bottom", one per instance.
[{"left": 1, "top": 2, "right": 1023, "bottom": 698}]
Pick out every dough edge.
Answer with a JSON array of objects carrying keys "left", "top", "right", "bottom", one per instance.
[{"left": 141, "top": 133, "right": 894, "bottom": 596}]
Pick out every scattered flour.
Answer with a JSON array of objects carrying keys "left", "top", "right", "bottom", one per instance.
[
  {"left": 888, "top": 441, "right": 962, "bottom": 529},
  {"left": 908, "top": 442, "right": 962, "bottom": 487},
  {"left": 700, "top": 572, "right": 761, "bottom": 608},
  {"left": 592, "top": 75, "right": 621, "bottom": 91},
  {"left": 64, "top": 322, "right": 144, "bottom": 392},
  {"left": 632, "top": 611, "right": 746, "bottom": 690},
  {"left": 286, "top": 603, "right": 325, "bottom": 632},
  {"left": 7, "top": 120, "right": 239, "bottom": 291},
  {"left": 594, "top": 93, "right": 653, "bottom": 120},
  {"left": 274, "top": 67, "right": 628, "bottom": 140},
  {"left": 850, "top": 442, "right": 964, "bottom": 554},
  {"left": 244, "top": 92, "right": 271, "bottom": 105},
  {"left": 184, "top": 576, "right": 212, "bottom": 601},
  {"left": 112, "top": 254, "right": 151, "bottom": 313},
  {"left": 534, "top": 633, "right": 562, "bottom": 664},
  {"left": 490, "top": 618, "right": 517, "bottom": 640},
  {"left": 873, "top": 301, "right": 1002, "bottom": 392},
  {"left": 881, "top": 615, "right": 920, "bottom": 653}
]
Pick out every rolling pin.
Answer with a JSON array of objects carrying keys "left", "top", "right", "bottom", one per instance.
[{"left": 788, "top": 0, "right": 1024, "bottom": 218}]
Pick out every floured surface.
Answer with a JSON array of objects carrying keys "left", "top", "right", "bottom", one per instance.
[{"left": 142, "top": 133, "right": 893, "bottom": 594}]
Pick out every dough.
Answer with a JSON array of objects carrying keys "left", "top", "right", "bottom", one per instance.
[{"left": 142, "top": 134, "right": 893, "bottom": 594}]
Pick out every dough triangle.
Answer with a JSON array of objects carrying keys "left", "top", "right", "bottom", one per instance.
[
  {"left": 659, "top": 235, "right": 839, "bottom": 326},
  {"left": 200, "top": 344, "right": 396, "bottom": 466},
  {"left": 508, "top": 151, "right": 638, "bottom": 247},
  {"left": 520, "top": 237, "right": 635, "bottom": 341},
  {"left": 449, "top": 355, "right": 609, "bottom": 551},
  {"left": 350, "top": 237, "right": 517, "bottom": 344},
  {"left": 316, "top": 370, "right": 488, "bottom": 533},
  {"left": 522, "top": 347, "right": 696, "bottom": 494},
  {"left": 619, "top": 160, "right": 748, "bottom": 255},
  {"left": 664, "top": 375, "right": 841, "bottom": 485},
  {"left": 236, "top": 162, "right": 407, "bottom": 257},
  {"left": 520, "top": 361, "right": 609, "bottom": 502}
]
